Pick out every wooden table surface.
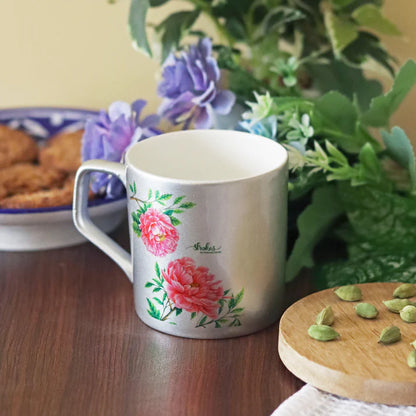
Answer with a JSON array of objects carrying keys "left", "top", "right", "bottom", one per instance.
[{"left": 0, "top": 221, "right": 310, "bottom": 416}]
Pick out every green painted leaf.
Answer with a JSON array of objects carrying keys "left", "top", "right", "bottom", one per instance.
[
  {"left": 232, "top": 308, "right": 244, "bottom": 314},
  {"left": 153, "top": 287, "right": 162, "bottom": 293},
  {"left": 155, "top": 190, "right": 160, "bottom": 199},
  {"left": 129, "top": 184, "right": 134, "bottom": 193},
  {"left": 228, "top": 297, "right": 236, "bottom": 310},
  {"left": 158, "top": 193, "right": 173, "bottom": 201},
  {"left": 361, "top": 60, "right": 416, "bottom": 127},
  {"left": 223, "top": 289, "right": 231, "bottom": 296},
  {"left": 199, "top": 316, "right": 207, "bottom": 326},
  {"left": 132, "top": 222, "right": 141, "bottom": 237},
  {"left": 153, "top": 297, "right": 164, "bottom": 305},
  {"left": 179, "top": 202, "right": 196, "bottom": 209},
  {"left": 133, "top": 182, "right": 137, "bottom": 193},
  {"left": 233, "top": 289, "right": 244, "bottom": 307},
  {"left": 147, "top": 298, "right": 161, "bottom": 319},
  {"left": 175, "top": 308, "right": 182, "bottom": 316},
  {"left": 382, "top": 127, "right": 416, "bottom": 188},
  {"left": 155, "top": 262, "right": 161, "bottom": 278},
  {"left": 286, "top": 185, "right": 344, "bottom": 282},
  {"left": 148, "top": 189, "right": 152, "bottom": 199},
  {"left": 145, "top": 282, "right": 154, "bottom": 288},
  {"left": 173, "top": 209, "right": 184, "bottom": 214},
  {"left": 330, "top": 0, "right": 355, "bottom": 8},
  {"left": 191, "top": 312, "right": 197, "bottom": 320},
  {"left": 170, "top": 216, "right": 181, "bottom": 226},
  {"left": 163, "top": 210, "right": 173, "bottom": 216},
  {"left": 156, "top": 10, "right": 200, "bottom": 62},
  {"left": 352, "top": 4, "right": 401, "bottom": 35},
  {"left": 215, "top": 321, "right": 222, "bottom": 328},
  {"left": 128, "top": 0, "right": 152, "bottom": 58},
  {"left": 323, "top": 5, "right": 358, "bottom": 55},
  {"left": 173, "top": 196, "right": 185, "bottom": 205}
]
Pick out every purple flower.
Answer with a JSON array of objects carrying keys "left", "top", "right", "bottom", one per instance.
[
  {"left": 82, "top": 100, "right": 161, "bottom": 198},
  {"left": 157, "top": 37, "right": 236, "bottom": 129}
]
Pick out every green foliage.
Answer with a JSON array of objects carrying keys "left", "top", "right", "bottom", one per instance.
[
  {"left": 361, "top": 60, "right": 416, "bottom": 127},
  {"left": 156, "top": 10, "right": 200, "bottom": 62},
  {"left": 286, "top": 186, "right": 344, "bottom": 282},
  {"left": 382, "top": 127, "right": 416, "bottom": 190},
  {"left": 352, "top": 4, "right": 401, "bottom": 36},
  {"left": 128, "top": 0, "right": 152, "bottom": 57}
]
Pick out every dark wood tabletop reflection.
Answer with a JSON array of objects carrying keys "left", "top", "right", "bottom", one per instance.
[{"left": 0, "top": 221, "right": 310, "bottom": 416}]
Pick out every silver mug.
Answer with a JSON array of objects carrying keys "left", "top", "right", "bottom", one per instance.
[{"left": 73, "top": 129, "right": 288, "bottom": 339}]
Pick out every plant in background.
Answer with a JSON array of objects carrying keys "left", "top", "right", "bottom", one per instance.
[{"left": 100, "top": 0, "right": 416, "bottom": 288}]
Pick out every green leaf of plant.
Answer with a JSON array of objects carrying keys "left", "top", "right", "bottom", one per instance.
[
  {"left": 163, "top": 210, "right": 174, "bottom": 216},
  {"left": 149, "top": 0, "right": 170, "bottom": 6},
  {"left": 286, "top": 185, "right": 344, "bottom": 282},
  {"left": 133, "top": 182, "right": 137, "bottom": 193},
  {"left": 173, "top": 209, "right": 184, "bottom": 214},
  {"left": 306, "top": 61, "right": 383, "bottom": 112},
  {"left": 215, "top": 321, "right": 222, "bottom": 328},
  {"left": 144, "top": 282, "right": 154, "bottom": 288},
  {"left": 315, "top": 252, "right": 416, "bottom": 289},
  {"left": 232, "top": 308, "right": 244, "bottom": 314},
  {"left": 129, "top": 0, "right": 152, "bottom": 58},
  {"left": 337, "top": 182, "right": 416, "bottom": 249},
  {"left": 381, "top": 127, "right": 416, "bottom": 188},
  {"left": 148, "top": 189, "right": 152, "bottom": 199},
  {"left": 323, "top": 4, "right": 358, "bottom": 55},
  {"left": 361, "top": 60, "right": 416, "bottom": 127},
  {"left": 170, "top": 216, "right": 181, "bottom": 226},
  {"left": 315, "top": 91, "right": 358, "bottom": 136},
  {"left": 199, "top": 315, "right": 207, "bottom": 326},
  {"left": 153, "top": 287, "right": 162, "bottom": 293},
  {"left": 129, "top": 184, "right": 134, "bottom": 193},
  {"left": 175, "top": 308, "right": 182, "bottom": 316},
  {"left": 146, "top": 298, "right": 161, "bottom": 319},
  {"left": 352, "top": 4, "right": 401, "bottom": 35},
  {"left": 179, "top": 202, "right": 196, "bottom": 209},
  {"left": 156, "top": 10, "right": 200, "bottom": 62},
  {"left": 357, "top": 143, "right": 381, "bottom": 183},
  {"left": 191, "top": 312, "right": 196, "bottom": 320}
]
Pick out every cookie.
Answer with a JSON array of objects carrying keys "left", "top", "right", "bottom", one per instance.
[
  {"left": 0, "top": 175, "right": 95, "bottom": 209},
  {"left": 0, "top": 175, "right": 74, "bottom": 209},
  {"left": 39, "top": 130, "right": 83, "bottom": 173},
  {"left": 0, "top": 163, "right": 67, "bottom": 199},
  {"left": 0, "top": 125, "right": 38, "bottom": 169}
]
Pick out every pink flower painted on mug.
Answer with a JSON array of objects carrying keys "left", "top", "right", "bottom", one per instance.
[
  {"left": 163, "top": 257, "right": 223, "bottom": 319},
  {"left": 139, "top": 208, "right": 179, "bottom": 256},
  {"left": 129, "top": 185, "right": 196, "bottom": 257}
]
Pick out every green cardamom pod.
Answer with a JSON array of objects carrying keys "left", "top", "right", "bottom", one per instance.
[
  {"left": 354, "top": 303, "right": 378, "bottom": 319},
  {"left": 408, "top": 350, "right": 416, "bottom": 369},
  {"left": 393, "top": 283, "right": 416, "bottom": 299},
  {"left": 334, "top": 285, "right": 362, "bottom": 302},
  {"left": 378, "top": 325, "right": 401, "bottom": 345},
  {"left": 316, "top": 306, "right": 334, "bottom": 326},
  {"left": 382, "top": 298, "right": 412, "bottom": 313},
  {"left": 308, "top": 324, "right": 340, "bottom": 342},
  {"left": 400, "top": 305, "right": 416, "bottom": 323}
]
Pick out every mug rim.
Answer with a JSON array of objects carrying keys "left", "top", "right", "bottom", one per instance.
[{"left": 125, "top": 129, "right": 288, "bottom": 185}]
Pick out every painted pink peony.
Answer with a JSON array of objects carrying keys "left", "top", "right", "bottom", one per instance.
[
  {"left": 139, "top": 208, "right": 179, "bottom": 256},
  {"left": 163, "top": 257, "right": 223, "bottom": 319}
]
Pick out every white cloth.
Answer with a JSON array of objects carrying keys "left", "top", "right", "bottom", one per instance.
[{"left": 272, "top": 384, "right": 416, "bottom": 416}]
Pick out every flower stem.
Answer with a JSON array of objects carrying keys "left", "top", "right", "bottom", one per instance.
[{"left": 161, "top": 307, "right": 176, "bottom": 321}]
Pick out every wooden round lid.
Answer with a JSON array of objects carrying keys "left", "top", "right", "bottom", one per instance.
[{"left": 278, "top": 282, "right": 416, "bottom": 405}]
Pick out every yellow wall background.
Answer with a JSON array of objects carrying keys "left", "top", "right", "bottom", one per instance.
[{"left": 0, "top": 0, "right": 415, "bottom": 135}]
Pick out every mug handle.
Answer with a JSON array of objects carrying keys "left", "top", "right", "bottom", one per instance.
[{"left": 73, "top": 159, "right": 133, "bottom": 282}]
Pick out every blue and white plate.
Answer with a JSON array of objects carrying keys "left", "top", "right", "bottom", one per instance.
[{"left": 0, "top": 107, "right": 126, "bottom": 251}]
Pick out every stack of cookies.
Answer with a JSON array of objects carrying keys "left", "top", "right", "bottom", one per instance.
[{"left": 0, "top": 125, "right": 85, "bottom": 209}]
